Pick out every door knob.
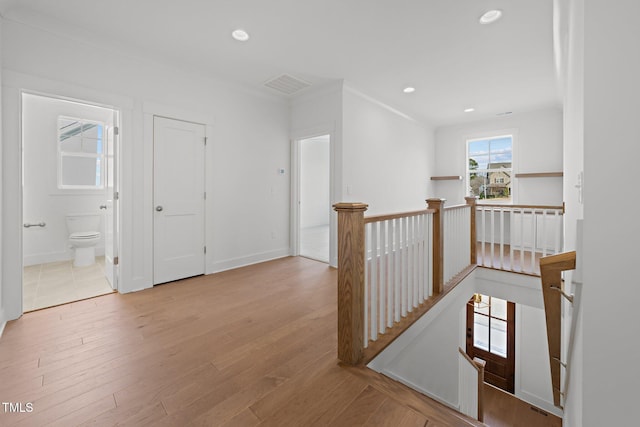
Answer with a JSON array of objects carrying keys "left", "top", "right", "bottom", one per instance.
[
  {"left": 156, "top": 205, "right": 163, "bottom": 212},
  {"left": 99, "top": 205, "right": 107, "bottom": 210}
]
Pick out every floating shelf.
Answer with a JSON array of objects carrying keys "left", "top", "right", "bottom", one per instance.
[
  {"left": 430, "top": 176, "right": 462, "bottom": 181},
  {"left": 515, "top": 172, "right": 563, "bottom": 178}
]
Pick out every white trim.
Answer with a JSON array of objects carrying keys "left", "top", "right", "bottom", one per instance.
[
  {"left": 290, "top": 126, "right": 337, "bottom": 267},
  {"left": 143, "top": 102, "right": 214, "bottom": 285},
  {"left": 209, "top": 248, "right": 291, "bottom": 274},
  {"left": 0, "top": 308, "right": 6, "bottom": 339},
  {"left": 381, "top": 369, "right": 460, "bottom": 411},
  {"left": 2, "top": 72, "right": 128, "bottom": 320},
  {"left": 343, "top": 84, "right": 423, "bottom": 124},
  {"left": 143, "top": 101, "right": 213, "bottom": 127}
]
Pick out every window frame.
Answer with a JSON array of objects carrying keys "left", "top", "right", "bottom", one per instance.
[
  {"left": 466, "top": 133, "right": 515, "bottom": 204},
  {"left": 57, "top": 115, "right": 106, "bottom": 190}
]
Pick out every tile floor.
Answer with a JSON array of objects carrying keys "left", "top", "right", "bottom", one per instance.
[
  {"left": 300, "top": 225, "right": 330, "bottom": 263},
  {"left": 23, "top": 256, "right": 115, "bottom": 312}
]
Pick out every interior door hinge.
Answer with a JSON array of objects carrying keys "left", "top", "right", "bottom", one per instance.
[
  {"left": 204, "top": 246, "right": 207, "bottom": 254},
  {"left": 204, "top": 137, "right": 208, "bottom": 145},
  {"left": 114, "top": 191, "right": 119, "bottom": 200},
  {"left": 114, "top": 256, "right": 119, "bottom": 265},
  {"left": 113, "top": 126, "right": 119, "bottom": 136},
  {"left": 204, "top": 192, "right": 206, "bottom": 200}
]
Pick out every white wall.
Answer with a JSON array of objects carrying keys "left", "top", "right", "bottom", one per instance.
[
  {"left": 582, "top": 1, "right": 640, "bottom": 425},
  {"left": 22, "top": 93, "right": 113, "bottom": 266},
  {"left": 557, "top": 0, "right": 584, "bottom": 424},
  {"left": 300, "top": 136, "right": 330, "bottom": 228},
  {"left": 290, "top": 81, "right": 343, "bottom": 267},
  {"left": 2, "top": 16, "right": 290, "bottom": 319},
  {"left": 370, "top": 267, "right": 560, "bottom": 416},
  {"left": 368, "top": 273, "right": 474, "bottom": 408},
  {"left": 434, "top": 109, "right": 563, "bottom": 206},
  {"left": 342, "top": 86, "right": 435, "bottom": 215},
  {"left": 0, "top": 16, "right": 4, "bottom": 331}
]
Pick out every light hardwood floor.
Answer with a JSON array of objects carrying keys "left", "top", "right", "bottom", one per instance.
[{"left": 0, "top": 257, "right": 555, "bottom": 426}]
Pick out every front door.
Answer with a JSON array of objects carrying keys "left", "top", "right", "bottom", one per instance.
[
  {"left": 153, "top": 116, "right": 206, "bottom": 285},
  {"left": 466, "top": 294, "right": 516, "bottom": 393}
]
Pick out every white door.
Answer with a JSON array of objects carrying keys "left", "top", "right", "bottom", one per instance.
[
  {"left": 104, "top": 118, "right": 118, "bottom": 289},
  {"left": 153, "top": 116, "right": 206, "bottom": 285}
]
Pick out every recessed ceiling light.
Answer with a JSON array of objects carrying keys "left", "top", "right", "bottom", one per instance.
[
  {"left": 231, "top": 29, "right": 250, "bottom": 42},
  {"left": 479, "top": 10, "right": 503, "bottom": 25},
  {"left": 403, "top": 87, "right": 416, "bottom": 93},
  {"left": 464, "top": 108, "right": 475, "bottom": 113}
]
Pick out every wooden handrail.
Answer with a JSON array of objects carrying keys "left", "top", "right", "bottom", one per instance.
[
  {"left": 465, "top": 197, "right": 477, "bottom": 265},
  {"left": 430, "top": 175, "right": 462, "bottom": 181},
  {"left": 476, "top": 203, "right": 564, "bottom": 211},
  {"left": 515, "top": 172, "right": 563, "bottom": 178},
  {"left": 334, "top": 198, "right": 477, "bottom": 366},
  {"left": 539, "top": 251, "right": 576, "bottom": 407},
  {"left": 365, "top": 208, "right": 435, "bottom": 224},
  {"left": 443, "top": 204, "right": 470, "bottom": 211}
]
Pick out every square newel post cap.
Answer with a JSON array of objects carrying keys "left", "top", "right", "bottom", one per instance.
[
  {"left": 426, "top": 198, "right": 446, "bottom": 209},
  {"left": 465, "top": 196, "right": 478, "bottom": 205},
  {"left": 333, "top": 203, "right": 369, "bottom": 212}
]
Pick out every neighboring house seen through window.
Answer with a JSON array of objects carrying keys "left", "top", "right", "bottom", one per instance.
[
  {"left": 58, "top": 116, "right": 105, "bottom": 189},
  {"left": 467, "top": 135, "right": 513, "bottom": 203}
]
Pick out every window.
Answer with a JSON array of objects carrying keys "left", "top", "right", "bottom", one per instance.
[
  {"left": 471, "top": 294, "right": 508, "bottom": 357},
  {"left": 58, "top": 116, "right": 105, "bottom": 189},
  {"left": 467, "top": 135, "right": 512, "bottom": 202}
]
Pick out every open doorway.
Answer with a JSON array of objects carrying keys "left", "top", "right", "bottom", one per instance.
[
  {"left": 298, "top": 135, "right": 330, "bottom": 263},
  {"left": 22, "top": 93, "right": 119, "bottom": 312}
]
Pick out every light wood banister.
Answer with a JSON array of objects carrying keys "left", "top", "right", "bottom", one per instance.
[
  {"left": 427, "top": 198, "right": 445, "bottom": 295},
  {"left": 465, "top": 197, "right": 477, "bottom": 265},
  {"left": 365, "top": 208, "right": 435, "bottom": 224},
  {"left": 334, "top": 202, "right": 368, "bottom": 365},
  {"left": 539, "top": 250, "right": 576, "bottom": 407}
]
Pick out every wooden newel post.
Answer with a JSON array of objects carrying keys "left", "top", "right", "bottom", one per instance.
[
  {"left": 333, "top": 202, "right": 368, "bottom": 365},
  {"left": 426, "top": 198, "right": 445, "bottom": 295},
  {"left": 465, "top": 196, "right": 478, "bottom": 265}
]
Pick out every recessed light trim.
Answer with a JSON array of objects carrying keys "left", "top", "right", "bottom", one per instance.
[
  {"left": 479, "top": 10, "right": 503, "bottom": 25},
  {"left": 232, "top": 29, "right": 250, "bottom": 42},
  {"left": 464, "top": 108, "right": 475, "bottom": 113},
  {"left": 403, "top": 87, "right": 416, "bottom": 93}
]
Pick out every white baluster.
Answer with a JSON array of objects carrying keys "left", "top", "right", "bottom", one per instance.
[
  {"left": 364, "top": 222, "right": 370, "bottom": 347},
  {"left": 387, "top": 219, "right": 394, "bottom": 328},
  {"left": 499, "top": 208, "right": 505, "bottom": 269},
  {"left": 371, "top": 221, "right": 378, "bottom": 341},
  {"left": 379, "top": 220, "right": 386, "bottom": 334},
  {"left": 394, "top": 218, "right": 401, "bottom": 322}
]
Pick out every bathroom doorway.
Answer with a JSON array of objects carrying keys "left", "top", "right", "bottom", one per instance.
[
  {"left": 297, "top": 135, "right": 330, "bottom": 263},
  {"left": 21, "top": 93, "right": 119, "bottom": 312}
]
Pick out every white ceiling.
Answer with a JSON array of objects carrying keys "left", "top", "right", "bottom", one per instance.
[{"left": 0, "top": 0, "right": 560, "bottom": 127}]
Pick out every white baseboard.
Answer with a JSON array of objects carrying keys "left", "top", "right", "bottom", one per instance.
[
  {"left": 517, "top": 389, "right": 563, "bottom": 418},
  {"left": 0, "top": 307, "right": 6, "bottom": 340},
  {"left": 24, "top": 247, "right": 106, "bottom": 267},
  {"left": 381, "top": 370, "right": 459, "bottom": 412},
  {"left": 208, "top": 248, "right": 291, "bottom": 274}
]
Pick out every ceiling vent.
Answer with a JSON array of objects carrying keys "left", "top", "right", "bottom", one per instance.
[{"left": 264, "top": 74, "right": 311, "bottom": 95}]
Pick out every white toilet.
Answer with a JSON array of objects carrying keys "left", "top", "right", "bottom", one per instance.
[{"left": 66, "top": 214, "right": 101, "bottom": 267}]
